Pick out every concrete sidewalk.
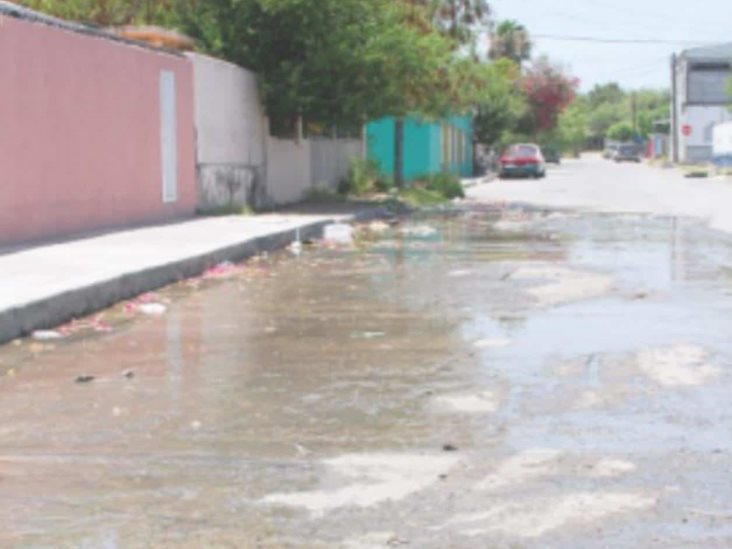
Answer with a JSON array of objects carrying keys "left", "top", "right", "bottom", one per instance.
[{"left": 0, "top": 206, "right": 381, "bottom": 344}]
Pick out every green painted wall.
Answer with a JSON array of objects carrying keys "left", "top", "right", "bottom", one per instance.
[{"left": 366, "top": 115, "right": 472, "bottom": 182}]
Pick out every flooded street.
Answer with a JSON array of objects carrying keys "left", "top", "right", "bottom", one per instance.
[{"left": 4, "top": 203, "right": 732, "bottom": 548}]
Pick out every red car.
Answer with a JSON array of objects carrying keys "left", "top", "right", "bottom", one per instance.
[{"left": 499, "top": 144, "right": 546, "bottom": 179}]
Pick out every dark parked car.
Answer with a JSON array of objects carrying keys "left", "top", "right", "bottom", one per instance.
[
  {"left": 499, "top": 144, "right": 546, "bottom": 179},
  {"left": 613, "top": 145, "right": 642, "bottom": 163},
  {"left": 541, "top": 146, "right": 561, "bottom": 164}
]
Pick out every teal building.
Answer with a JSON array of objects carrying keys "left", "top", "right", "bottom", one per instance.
[{"left": 366, "top": 115, "right": 473, "bottom": 182}]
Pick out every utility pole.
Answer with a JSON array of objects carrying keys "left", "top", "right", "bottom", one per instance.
[
  {"left": 671, "top": 53, "right": 679, "bottom": 163},
  {"left": 631, "top": 92, "right": 638, "bottom": 136},
  {"left": 394, "top": 117, "right": 404, "bottom": 189}
]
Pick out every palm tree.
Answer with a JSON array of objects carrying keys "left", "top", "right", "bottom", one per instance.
[{"left": 490, "top": 20, "right": 532, "bottom": 65}]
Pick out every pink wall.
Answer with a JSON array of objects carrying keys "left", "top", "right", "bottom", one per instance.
[{"left": 0, "top": 15, "right": 196, "bottom": 247}]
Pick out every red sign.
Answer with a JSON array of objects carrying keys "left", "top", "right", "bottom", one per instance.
[{"left": 682, "top": 124, "right": 692, "bottom": 137}]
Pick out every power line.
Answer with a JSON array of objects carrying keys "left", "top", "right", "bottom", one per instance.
[
  {"left": 609, "top": 56, "right": 671, "bottom": 76},
  {"left": 515, "top": 0, "right": 728, "bottom": 40},
  {"left": 532, "top": 33, "right": 716, "bottom": 46}
]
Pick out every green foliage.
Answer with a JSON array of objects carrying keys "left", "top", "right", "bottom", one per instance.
[
  {"left": 634, "top": 89, "right": 670, "bottom": 135},
  {"left": 197, "top": 204, "right": 254, "bottom": 216},
  {"left": 607, "top": 121, "right": 635, "bottom": 142},
  {"left": 398, "top": 187, "right": 449, "bottom": 207},
  {"left": 473, "top": 59, "right": 528, "bottom": 145},
  {"left": 425, "top": 172, "right": 464, "bottom": 199},
  {"left": 344, "top": 157, "right": 381, "bottom": 196},
  {"left": 587, "top": 83, "right": 624, "bottom": 109},
  {"left": 374, "top": 177, "right": 395, "bottom": 193},
  {"left": 168, "top": 0, "right": 466, "bottom": 129},
  {"left": 475, "top": 54, "right": 577, "bottom": 145},
  {"left": 583, "top": 84, "right": 669, "bottom": 140},
  {"left": 490, "top": 20, "right": 532, "bottom": 64},
  {"left": 587, "top": 103, "right": 626, "bottom": 138},
  {"left": 24, "top": 0, "right": 477, "bottom": 130},
  {"left": 557, "top": 100, "right": 589, "bottom": 155},
  {"left": 407, "top": 0, "right": 492, "bottom": 53},
  {"left": 17, "top": 0, "right": 171, "bottom": 25}
]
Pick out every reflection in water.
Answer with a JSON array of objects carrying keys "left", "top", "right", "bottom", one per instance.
[{"left": 167, "top": 310, "right": 183, "bottom": 415}]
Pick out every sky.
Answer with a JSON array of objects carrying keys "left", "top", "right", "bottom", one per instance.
[{"left": 488, "top": 0, "right": 732, "bottom": 92}]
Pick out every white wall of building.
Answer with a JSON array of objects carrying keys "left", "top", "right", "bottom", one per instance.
[
  {"left": 673, "top": 55, "right": 732, "bottom": 164},
  {"left": 679, "top": 105, "right": 732, "bottom": 163},
  {"left": 187, "top": 53, "right": 266, "bottom": 210},
  {"left": 188, "top": 53, "right": 265, "bottom": 165},
  {"left": 188, "top": 52, "right": 363, "bottom": 209},
  {"left": 266, "top": 135, "right": 313, "bottom": 205},
  {"left": 713, "top": 121, "right": 732, "bottom": 159},
  {"left": 310, "top": 137, "right": 363, "bottom": 191}
]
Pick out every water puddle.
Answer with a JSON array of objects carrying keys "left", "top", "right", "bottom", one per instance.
[{"left": 2, "top": 206, "right": 732, "bottom": 546}]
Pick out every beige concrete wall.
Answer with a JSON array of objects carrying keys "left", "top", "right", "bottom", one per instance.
[
  {"left": 310, "top": 137, "right": 363, "bottom": 191},
  {"left": 187, "top": 53, "right": 266, "bottom": 210},
  {"left": 265, "top": 135, "right": 312, "bottom": 205},
  {"left": 188, "top": 53, "right": 265, "bottom": 165},
  {"left": 189, "top": 53, "right": 363, "bottom": 208}
]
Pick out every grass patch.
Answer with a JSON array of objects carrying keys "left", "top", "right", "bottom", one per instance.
[
  {"left": 342, "top": 157, "right": 383, "bottom": 195},
  {"left": 425, "top": 172, "right": 465, "bottom": 199},
  {"left": 684, "top": 169, "right": 710, "bottom": 179},
  {"left": 397, "top": 187, "right": 450, "bottom": 208},
  {"left": 197, "top": 204, "right": 254, "bottom": 216}
]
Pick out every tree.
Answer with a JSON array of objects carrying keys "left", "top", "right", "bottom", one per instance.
[
  {"left": 557, "top": 100, "right": 588, "bottom": 156},
  {"left": 587, "top": 83, "right": 624, "bottom": 110},
  {"left": 633, "top": 89, "right": 670, "bottom": 135},
  {"left": 403, "top": 0, "right": 492, "bottom": 52},
  {"left": 607, "top": 121, "right": 635, "bottom": 142},
  {"left": 473, "top": 59, "right": 527, "bottom": 145},
  {"left": 490, "top": 20, "right": 531, "bottom": 64},
  {"left": 395, "top": 0, "right": 494, "bottom": 185},
  {"left": 17, "top": 0, "right": 171, "bottom": 25},
  {"left": 520, "top": 58, "right": 578, "bottom": 133},
  {"left": 169, "top": 0, "right": 459, "bottom": 130},
  {"left": 587, "top": 103, "right": 626, "bottom": 139}
]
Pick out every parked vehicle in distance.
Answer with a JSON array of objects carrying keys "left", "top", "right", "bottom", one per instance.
[
  {"left": 603, "top": 144, "right": 618, "bottom": 159},
  {"left": 713, "top": 121, "right": 732, "bottom": 167},
  {"left": 499, "top": 144, "right": 546, "bottom": 179},
  {"left": 613, "top": 144, "right": 642, "bottom": 163},
  {"left": 541, "top": 146, "right": 561, "bottom": 164}
]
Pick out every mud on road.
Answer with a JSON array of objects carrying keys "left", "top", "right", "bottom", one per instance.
[{"left": 2, "top": 205, "right": 732, "bottom": 548}]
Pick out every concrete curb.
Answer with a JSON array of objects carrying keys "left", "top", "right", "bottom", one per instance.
[{"left": 0, "top": 214, "right": 377, "bottom": 345}]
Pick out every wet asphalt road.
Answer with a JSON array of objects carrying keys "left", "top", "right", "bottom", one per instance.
[{"left": 4, "top": 163, "right": 732, "bottom": 547}]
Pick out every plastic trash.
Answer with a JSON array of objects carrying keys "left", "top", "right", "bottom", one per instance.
[
  {"left": 203, "top": 261, "right": 241, "bottom": 279},
  {"left": 368, "top": 220, "right": 390, "bottom": 233},
  {"left": 32, "top": 330, "right": 63, "bottom": 341},
  {"left": 473, "top": 338, "right": 512, "bottom": 349},
  {"left": 138, "top": 303, "right": 167, "bottom": 316},
  {"left": 351, "top": 331, "right": 386, "bottom": 339},
  {"left": 289, "top": 240, "right": 303, "bottom": 256},
  {"left": 400, "top": 225, "right": 437, "bottom": 237},
  {"left": 323, "top": 223, "right": 354, "bottom": 245},
  {"left": 448, "top": 270, "right": 472, "bottom": 278}
]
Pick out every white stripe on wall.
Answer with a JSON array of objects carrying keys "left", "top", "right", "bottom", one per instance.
[{"left": 160, "top": 70, "right": 178, "bottom": 203}]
